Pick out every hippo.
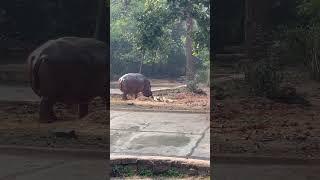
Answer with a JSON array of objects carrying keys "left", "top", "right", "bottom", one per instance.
[
  {"left": 118, "top": 73, "right": 153, "bottom": 100},
  {"left": 27, "top": 37, "right": 107, "bottom": 123}
]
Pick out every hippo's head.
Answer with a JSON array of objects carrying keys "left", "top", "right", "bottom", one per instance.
[{"left": 142, "top": 79, "right": 153, "bottom": 98}]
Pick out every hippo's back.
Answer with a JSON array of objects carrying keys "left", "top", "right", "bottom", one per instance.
[
  {"left": 27, "top": 37, "right": 107, "bottom": 101},
  {"left": 119, "top": 73, "right": 147, "bottom": 93}
]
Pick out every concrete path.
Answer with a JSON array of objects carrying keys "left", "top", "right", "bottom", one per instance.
[
  {"left": 110, "top": 110, "right": 210, "bottom": 160},
  {"left": 0, "top": 152, "right": 106, "bottom": 180}
]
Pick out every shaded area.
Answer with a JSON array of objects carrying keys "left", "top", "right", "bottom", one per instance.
[
  {"left": 212, "top": 64, "right": 320, "bottom": 158},
  {"left": 0, "top": 99, "right": 107, "bottom": 150}
]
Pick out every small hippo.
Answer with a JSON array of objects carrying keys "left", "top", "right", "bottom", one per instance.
[{"left": 119, "top": 73, "right": 153, "bottom": 100}]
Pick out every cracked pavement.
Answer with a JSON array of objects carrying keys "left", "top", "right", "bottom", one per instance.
[{"left": 110, "top": 110, "right": 210, "bottom": 160}]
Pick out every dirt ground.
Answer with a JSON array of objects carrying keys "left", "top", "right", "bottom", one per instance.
[
  {"left": 212, "top": 66, "right": 320, "bottom": 159},
  {"left": 0, "top": 98, "right": 108, "bottom": 150},
  {"left": 0, "top": 69, "right": 319, "bottom": 159},
  {"left": 110, "top": 86, "right": 210, "bottom": 112},
  {"left": 0, "top": 79, "right": 209, "bottom": 150}
]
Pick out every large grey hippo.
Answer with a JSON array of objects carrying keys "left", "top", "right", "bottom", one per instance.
[
  {"left": 27, "top": 37, "right": 107, "bottom": 123},
  {"left": 118, "top": 73, "right": 153, "bottom": 100}
]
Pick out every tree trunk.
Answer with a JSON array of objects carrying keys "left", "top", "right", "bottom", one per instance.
[
  {"left": 139, "top": 53, "right": 144, "bottom": 73},
  {"left": 185, "top": 14, "right": 195, "bottom": 82},
  {"left": 245, "top": 0, "right": 272, "bottom": 61},
  {"left": 139, "top": 59, "right": 143, "bottom": 73},
  {"left": 94, "top": 0, "right": 107, "bottom": 42}
]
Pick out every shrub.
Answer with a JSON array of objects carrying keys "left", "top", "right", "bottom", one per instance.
[
  {"left": 282, "top": 24, "right": 320, "bottom": 80},
  {"left": 245, "top": 60, "right": 283, "bottom": 98},
  {"left": 186, "top": 80, "right": 199, "bottom": 93},
  {"left": 303, "top": 24, "right": 320, "bottom": 80},
  {"left": 196, "top": 68, "right": 209, "bottom": 86}
]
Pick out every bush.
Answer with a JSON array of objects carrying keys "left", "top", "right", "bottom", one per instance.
[
  {"left": 186, "top": 72, "right": 208, "bottom": 95},
  {"left": 186, "top": 80, "right": 199, "bottom": 93},
  {"left": 196, "top": 68, "right": 209, "bottom": 86},
  {"left": 282, "top": 24, "right": 320, "bottom": 80},
  {"left": 245, "top": 60, "right": 283, "bottom": 98},
  {"left": 303, "top": 24, "right": 320, "bottom": 80}
]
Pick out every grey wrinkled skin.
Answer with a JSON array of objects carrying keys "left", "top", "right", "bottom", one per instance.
[
  {"left": 27, "top": 37, "right": 107, "bottom": 123},
  {"left": 118, "top": 73, "right": 153, "bottom": 100}
]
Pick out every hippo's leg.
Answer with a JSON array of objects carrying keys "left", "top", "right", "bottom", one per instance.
[
  {"left": 39, "top": 97, "right": 57, "bottom": 123},
  {"left": 78, "top": 101, "right": 89, "bottom": 119},
  {"left": 122, "top": 93, "right": 127, "bottom": 100}
]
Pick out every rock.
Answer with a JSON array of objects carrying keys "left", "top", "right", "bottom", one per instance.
[
  {"left": 153, "top": 96, "right": 162, "bottom": 102},
  {"left": 49, "top": 128, "right": 77, "bottom": 139}
]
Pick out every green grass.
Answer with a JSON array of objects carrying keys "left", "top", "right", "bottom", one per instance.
[
  {"left": 138, "top": 168, "right": 153, "bottom": 177},
  {"left": 112, "top": 165, "right": 135, "bottom": 177},
  {"left": 111, "top": 165, "right": 208, "bottom": 179},
  {"left": 162, "top": 168, "right": 182, "bottom": 177}
]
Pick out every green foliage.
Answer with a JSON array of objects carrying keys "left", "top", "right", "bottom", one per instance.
[
  {"left": 302, "top": 24, "right": 320, "bottom": 80},
  {"left": 186, "top": 80, "right": 199, "bottom": 93},
  {"left": 111, "top": 0, "right": 144, "bottom": 76},
  {"left": 111, "top": 165, "right": 134, "bottom": 177},
  {"left": 111, "top": 0, "right": 209, "bottom": 78},
  {"left": 111, "top": 166, "right": 198, "bottom": 178},
  {"left": 295, "top": 0, "right": 320, "bottom": 80},
  {"left": 166, "top": 0, "right": 210, "bottom": 83},
  {"left": 134, "top": 0, "right": 185, "bottom": 65},
  {"left": 186, "top": 72, "right": 208, "bottom": 93},
  {"left": 167, "top": 0, "right": 210, "bottom": 49},
  {"left": 274, "top": 0, "right": 320, "bottom": 80},
  {"left": 196, "top": 68, "right": 209, "bottom": 85},
  {"left": 297, "top": 0, "right": 320, "bottom": 22},
  {"left": 138, "top": 168, "right": 153, "bottom": 176},
  {"left": 162, "top": 168, "right": 182, "bottom": 177}
]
